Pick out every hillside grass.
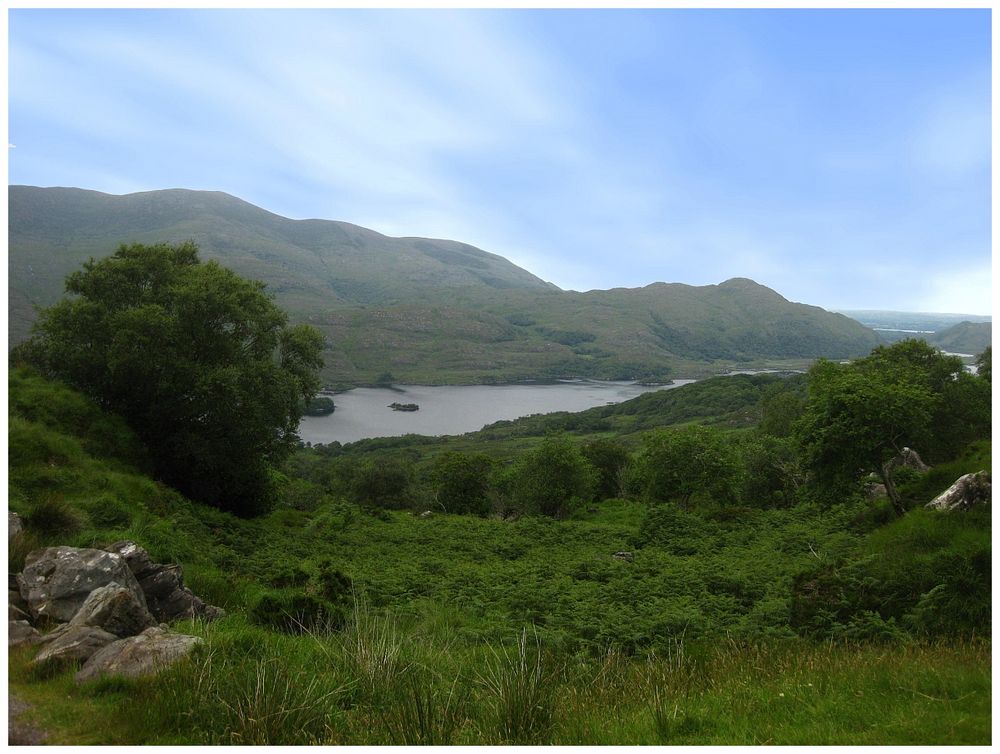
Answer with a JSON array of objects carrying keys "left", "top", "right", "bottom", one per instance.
[
  {"left": 10, "top": 617, "right": 991, "bottom": 745},
  {"left": 7, "top": 368, "right": 991, "bottom": 744}
]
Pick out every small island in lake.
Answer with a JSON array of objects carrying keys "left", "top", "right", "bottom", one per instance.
[{"left": 389, "top": 402, "right": 419, "bottom": 412}]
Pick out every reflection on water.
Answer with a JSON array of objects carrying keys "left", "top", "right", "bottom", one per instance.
[{"left": 297, "top": 380, "right": 695, "bottom": 445}]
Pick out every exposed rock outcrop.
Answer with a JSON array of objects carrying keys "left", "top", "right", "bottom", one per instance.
[
  {"left": 104, "top": 541, "right": 224, "bottom": 623},
  {"left": 9, "top": 620, "right": 41, "bottom": 648},
  {"left": 68, "top": 583, "right": 157, "bottom": 638},
  {"left": 33, "top": 625, "right": 117, "bottom": 667},
  {"left": 75, "top": 626, "right": 203, "bottom": 683},
  {"left": 926, "top": 471, "right": 991, "bottom": 512},
  {"left": 18, "top": 547, "right": 147, "bottom": 624}
]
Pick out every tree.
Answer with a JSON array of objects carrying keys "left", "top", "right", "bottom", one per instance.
[
  {"left": 16, "top": 242, "right": 324, "bottom": 515},
  {"left": 431, "top": 451, "right": 496, "bottom": 515},
  {"left": 581, "top": 439, "right": 630, "bottom": 500},
  {"left": 508, "top": 434, "right": 597, "bottom": 518},
  {"left": 975, "top": 346, "right": 991, "bottom": 384},
  {"left": 856, "top": 339, "right": 990, "bottom": 462},
  {"left": 350, "top": 456, "right": 414, "bottom": 510},
  {"left": 796, "top": 357, "right": 935, "bottom": 516},
  {"left": 636, "top": 425, "right": 740, "bottom": 507}
]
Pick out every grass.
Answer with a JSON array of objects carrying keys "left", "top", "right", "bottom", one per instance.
[
  {"left": 7, "top": 367, "right": 991, "bottom": 745},
  {"left": 9, "top": 618, "right": 991, "bottom": 745}
]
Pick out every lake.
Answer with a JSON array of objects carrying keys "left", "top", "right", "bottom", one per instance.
[{"left": 298, "top": 379, "right": 696, "bottom": 445}]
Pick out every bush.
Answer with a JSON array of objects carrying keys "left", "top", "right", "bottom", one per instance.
[
  {"left": 250, "top": 591, "right": 345, "bottom": 634},
  {"left": 350, "top": 457, "right": 414, "bottom": 510},
  {"left": 506, "top": 434, "right": 597, "bottom": 518},
  {"left": 431, "top": 452, "right": 495, "bottom": 516},
  {"left": 24, "top": 494, "right": 82, "bottom": 538}
]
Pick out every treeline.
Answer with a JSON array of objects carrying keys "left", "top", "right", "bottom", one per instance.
[{"left": 285, "top": 341, "right": 990, "bottom": 525}]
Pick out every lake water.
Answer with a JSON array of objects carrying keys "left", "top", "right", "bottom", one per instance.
[{"left": 298, "top": 380, "right": 696, "bottom": 445}]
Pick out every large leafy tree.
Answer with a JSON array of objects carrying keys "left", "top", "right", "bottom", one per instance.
[
  {"left": 17, "top": 242, "right": 325, "bottom": 515},
  {"left": 796, "top": 339, "right": 989, "bottom": 516}
]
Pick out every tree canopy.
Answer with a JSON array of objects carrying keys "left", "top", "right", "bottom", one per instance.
[
  {"left": 796, "top": 339, "right": 990, "bottom": 516},
  {"left": 637, "top": 425, "right": 740, "bottom": 507},
  {"left": 16, "top": 242, "right": 325, "bottom": 515}
]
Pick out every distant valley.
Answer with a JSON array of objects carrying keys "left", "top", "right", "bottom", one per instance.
[{"left": 11, "top": 185, "right": 883, "bottom": 385}]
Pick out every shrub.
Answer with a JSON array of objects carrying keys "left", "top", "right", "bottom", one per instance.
[
  {"left": 350, "top": 457, "right": 414, "bottom": 510},
  {"left": 24, "top": 494, "right": 82, "bottom": 538},
  {"left": 507, "top": 434, "right": 597, "bottom": 518},
  {"left": 249, "top": 591, "right": 345, "bottom": 634},
  {"left": 431, "top": 452, "right": 495, "bottom": 515}
]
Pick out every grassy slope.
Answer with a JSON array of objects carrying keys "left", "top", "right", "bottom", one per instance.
[
  {"left": 10, "top": 186, "right": 880, "bottom": 385},
  {"left": 7, "top": 369, "right": 991, "bottom": 744},
  {"left": 928, "top": 321, "right": 992, "bottom": 354}
]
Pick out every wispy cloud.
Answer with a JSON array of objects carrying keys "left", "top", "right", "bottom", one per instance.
[{"left": 8, "top": 9, "right": 992, "bottom": 314}]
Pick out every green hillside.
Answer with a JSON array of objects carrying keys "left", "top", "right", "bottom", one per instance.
[
  {"left": 8, "top": 363, "right": 991, "bottom": 744},
  {"left": 928, "top": 321, "right": 992, "bottom": 354},
  {"left": 9, "top": 186, "right": 880, "bottom": 385}
]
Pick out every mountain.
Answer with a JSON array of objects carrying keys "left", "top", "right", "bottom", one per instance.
[
  {"left": 9, "top": 185, "right": 881, "bottom": 384},
  {"left": 928, "top": 321, "right": 992, "bottom": 355}
]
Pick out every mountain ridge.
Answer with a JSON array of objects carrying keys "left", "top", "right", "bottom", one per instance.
[{"left": 9, "top": 185, "right": 881, "bottom": 384}]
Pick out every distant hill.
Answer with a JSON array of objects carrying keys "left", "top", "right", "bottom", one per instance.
[
  {"left": 928, "top": 321, "right": 992, "bottom": 355},
  {"left": 9, "top": 186, "right": 881, "bottom": 384}
]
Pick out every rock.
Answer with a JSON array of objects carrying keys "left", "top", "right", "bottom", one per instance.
[
  {"left": 69, "top": 583, "right": 157, "bottom": 637},
  {"left": 926, "top": 471, "right": 991, "bottom": 512},
  {"left": 886, "top": 447, "right": 930, "bottom": 473},
  {"left": 863, "top": 481, "right": 887, "bottom": 501},
  {"left": 36, "top": 623, "right": 72, "bottom": 646},
  {"left": 33, "top": 625, "right": 117, "bottom": 667},
  {"left": 105, "top": 541, "right": 222, "bottom": 623},
  {"left": 105, "top": 540, "right": 155, "bottom": 576},
  {"left": 613, "top": 551, "right": 634, "bottom": 562},
  {"left": 75, "top": 627, "right": 203, "bottom": 683},
  {"left": 9, "top": 620, "right": 41, "bottom": 647},
  {"left": 9, "top": 511, "right": 24, "bottom": 542},
  {"left": 203, "top": 605, "right": 227, "bottom": 622},
  {"left": 9, "top": 603, "right": 30, "bottom": 622},
  {"left": 18, "top": 546, "right": 147, "bottom": 624},
  {"left": 9, "top": 586, "right": 30, "bottom": 615}
]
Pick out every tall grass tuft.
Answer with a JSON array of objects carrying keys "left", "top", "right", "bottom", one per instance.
[
  {"left": 377, "top": 669, "right": 468, "bottom": 745},
  {"left": 477, "top": 628, "right": 556, "bottom": 744},
  {"left": 337, "top": 597, "right": 409, "bottom": 702}
]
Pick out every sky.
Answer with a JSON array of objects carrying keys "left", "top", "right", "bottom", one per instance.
[{"left": 7, "top": 8, "right": 993, "bottom": 314}]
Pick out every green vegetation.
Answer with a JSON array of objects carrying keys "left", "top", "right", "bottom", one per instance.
[
  {"left": 10, "top": 186, "right": 880, "bottom": 385},
  {"left": 7, "top": 254, "right": 991, "bottom": 748},
  {"left": 13, "top": 242, "right": 324, "bottom": 515}
]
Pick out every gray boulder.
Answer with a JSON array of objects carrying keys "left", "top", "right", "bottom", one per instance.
[
  {"left": 33, "top": 625, "right": 117, "bottom": 667},
  {"left": 69, "top": 582, "right": 157, "bottom": 638},
  {"left": 18, "top": 546, "right": 148, "bottom": 624},
  {"left": 105, "top": 541, "right": 223, "bottom": 623},
  {"left": 926, "top": 471, "right": 991, "bottom": 512},
  {"left": 894, "top": 447, "right": 930, "bottom": 472},
  {"left": 9, "top": 620, "right": 41, "bottom": 648},
  {"left": 75, "top": 626, "right": 203, "bottom": 683},
  {"left": 9, "top": 603, "right": 30, "bottom": 622},
  {"left": 36, "top": 623, "right": 72, "bottom": 646}
]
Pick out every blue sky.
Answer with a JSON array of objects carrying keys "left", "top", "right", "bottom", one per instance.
[{"left": 8, "top": 8, "right": 992, "bottom": 314}]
